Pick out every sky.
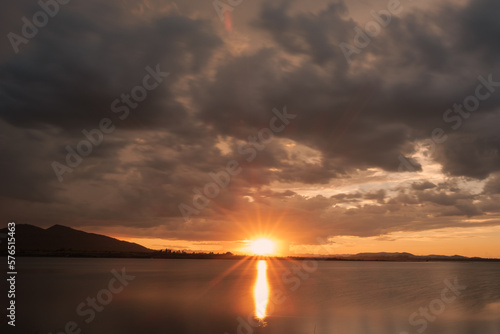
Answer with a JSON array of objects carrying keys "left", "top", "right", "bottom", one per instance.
[{"left": 1, "top": 0, "right": 500, "bottom": 257}]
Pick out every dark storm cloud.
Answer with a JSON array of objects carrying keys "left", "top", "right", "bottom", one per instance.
[
  {"left": 0, "top": 1, "right": 221, "bottom": 131},
  {"left": 252, "top": 1, "right": 355, "bottom": 67},
  {"left": 0, "top": 0, "right": 225, "bottom": 227},
  {"left": 196, "top": 47, "right": 418, "bottom": 174},
  {"left": 196, "top": 0, "right": 500, "bottom": 181},
  {"left": 435, "top": 132, "right": 500, "bottom": 179},
  {"left": 0, "top": 120, "right": 58, "bottom": 202},
  {"left": 458, "top": 0, "right": 500, "bottom": 60},
  {"left": 483, "top": 173, "right": 500, "bottom": 194},
  {"left": 247, "top": 1, "right": 500, "bottom": 165}
]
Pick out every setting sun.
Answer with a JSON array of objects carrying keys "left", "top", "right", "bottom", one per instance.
[{"left": 249, "top": 238, "right": 276, "bottom": 256}]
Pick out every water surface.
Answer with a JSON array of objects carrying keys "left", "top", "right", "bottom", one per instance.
[{"left": 4, "top": 257, "right": 500, "bottom": 334}]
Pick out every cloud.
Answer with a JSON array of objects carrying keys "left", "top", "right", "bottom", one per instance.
[
  {"left": 483, "top": 173, "right": 500, "bottom": 194},
  {"left": 364, "top": 189, "right": 386, "bottom": 204},
  {"left": 411, "top": 181, "right": 437, "bottom": 191},
  {"left": 1, "top": 2, "right": 221, "bottom": 132}
]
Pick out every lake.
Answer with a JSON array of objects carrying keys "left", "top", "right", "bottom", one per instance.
[{"left": 5, "top": 257, "right": 500, "bottom": 333}]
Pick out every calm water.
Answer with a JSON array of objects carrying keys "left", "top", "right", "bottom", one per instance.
[{"left": 3, "top": 257, "right": 500, "bottom": 333}]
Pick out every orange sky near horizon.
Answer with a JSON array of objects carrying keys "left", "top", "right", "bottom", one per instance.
[{"left": 114, "top": 225, "right": 500, "bottom": 259}]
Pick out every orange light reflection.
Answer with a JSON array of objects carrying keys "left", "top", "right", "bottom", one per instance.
[{"left": 253, "top": 260, "right": 270, "bottom": 320}]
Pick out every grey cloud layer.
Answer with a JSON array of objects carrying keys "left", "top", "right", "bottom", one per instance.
[{"left": 0, "top": 0, "right": 499, "bottom": 241}]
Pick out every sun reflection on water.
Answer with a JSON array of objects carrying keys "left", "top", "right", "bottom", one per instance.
[{"left": 254, "top": 260, "right": 270, "bottom": 320}]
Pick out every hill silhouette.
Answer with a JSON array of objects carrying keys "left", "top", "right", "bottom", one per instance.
[{"left": 0, "top": 224, "right": 152, "bottom": 254}]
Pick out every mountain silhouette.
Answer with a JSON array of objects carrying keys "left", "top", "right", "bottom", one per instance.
[{"left": 0, "top": 224, "right": 151, "bottom": 253}]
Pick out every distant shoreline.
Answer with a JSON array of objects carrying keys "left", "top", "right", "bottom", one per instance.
[{"left": 2, "top": 251, "right": 499, "bottom": 262}]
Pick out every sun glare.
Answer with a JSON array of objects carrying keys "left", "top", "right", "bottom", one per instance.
[{"left": 249, "top": 238, "right": 276, "bottom": 256}]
